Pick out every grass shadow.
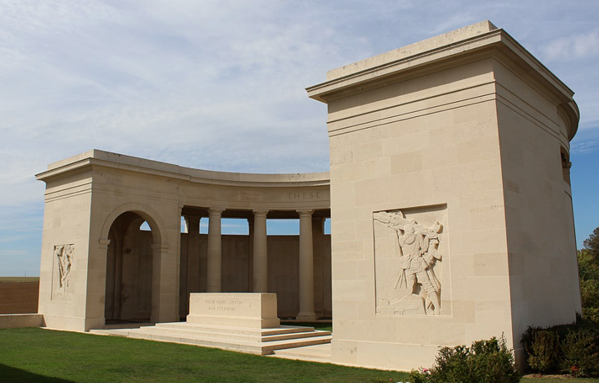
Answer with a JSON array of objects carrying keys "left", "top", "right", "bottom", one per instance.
[{"left": 0, "top": 363, "right": 76, "bottom": 383}]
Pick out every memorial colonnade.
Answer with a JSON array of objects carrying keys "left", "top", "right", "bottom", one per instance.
[
  {"left": 181, "top": 206, "right": 329, "bottom": 322},
  {"left": 35, "top": 150, "right": 331, "bottom": 331}
]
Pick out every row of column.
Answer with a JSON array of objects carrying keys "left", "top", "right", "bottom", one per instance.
[{"left": 204, "top": 208, "right": 317, "bottom": 321}]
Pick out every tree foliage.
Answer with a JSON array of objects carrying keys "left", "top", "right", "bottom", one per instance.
[
  {"left": 583, "top": 227, "right": 599, "bottom": 260},
  {"left": 579, "top": 227, "right": 599, "bottom": 324}
]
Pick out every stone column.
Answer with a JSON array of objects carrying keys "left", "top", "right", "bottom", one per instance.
[
  {"left": 151, "top": 243, "right": 175, "bottom": 323},
  {"left": 183, "top": 215, "right": 201, "bottom": 316},
  {"left": 297, "top": 209, "right": 317, "bottom": 321},
  {"left": 206, "top": 207, "right": 224, "bottom": 292},
  {"left": 247, "top": 217, "right": 254, "bottom": 292},
  {"left": 252, "top": 210, "right": 269, "bottom": 292},
  {"left": 312, "top": 216, "right": 325, "bottom": 318},
  {"left": 113, "top": 236, "right": 123, "bottom": 320}
]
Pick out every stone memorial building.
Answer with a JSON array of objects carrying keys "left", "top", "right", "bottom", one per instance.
[
  {"left": 36, "top": 151, "right": 332, "bottom": 331},
  {"left": 33, "top": 21, "right": 581, "bottom": 370}
]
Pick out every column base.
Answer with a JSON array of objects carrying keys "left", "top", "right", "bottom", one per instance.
[{"left": 296, "top": 312, "right": 318, "bottom": 322}]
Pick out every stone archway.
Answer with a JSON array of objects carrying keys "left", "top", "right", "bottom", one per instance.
[
  {"left": 105, "top": 212, "right": 153, "bottom": 323},
  {"left": 101, "top": 203, "right": 170, "bottom": 325}
]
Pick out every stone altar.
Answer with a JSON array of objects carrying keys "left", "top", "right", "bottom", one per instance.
[{"left": 187, "top": 293, "right": 280, "bottom": 328}]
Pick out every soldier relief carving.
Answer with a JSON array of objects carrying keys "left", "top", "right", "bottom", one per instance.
[
  {"left": 54, "top": 244, "right": 74, "bottom": 296},
  {"left": 374, "top": 210, "right": 443, "bottom": 316}
]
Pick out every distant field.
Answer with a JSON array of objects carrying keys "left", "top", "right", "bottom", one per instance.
[{"left": 0, "top": 277, "right": 40, "bottom": 283}]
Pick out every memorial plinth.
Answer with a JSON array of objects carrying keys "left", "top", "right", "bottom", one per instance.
[
  {"left": 91, "top": 293, "right": 331, "bottom": 356},
  {"left": 187, "top": 293, "right": 280, "bottom": 329}
]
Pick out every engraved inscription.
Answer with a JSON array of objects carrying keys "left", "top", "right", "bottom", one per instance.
[
  {"left": 286, "top": 191, "right": 322, "bottom": 200},
  {"left": 203, "top": 298, "right": 244, "bottom": 313},
  {"left": 374, "top": 210, "right": 443, "bottom": 316}
]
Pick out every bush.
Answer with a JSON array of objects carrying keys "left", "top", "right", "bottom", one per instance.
[
  {"left": 523, "top": 330, "right": 559, "bottom": 374},
  {"left": 469, "top": 337, "right": 520, "bottom": 383},
  {"left": 431, "top": 344, "right": 472, "bottom": 382},
  {"left": 560, "top": 330, "right": 599, "bottom": 377},
  {"left": 408, "top": 336, "right": 520, "bottom": 383},
  {"left": 521, "top": 319, "right": 599, "bottom": 377},
  {"left": 408, "top": 368, "right": 431, "bottom": 383}
]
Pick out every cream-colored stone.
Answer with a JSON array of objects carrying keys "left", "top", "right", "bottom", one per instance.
[
  {"left": 308, "top": 20, "right": 580, "bottom": 371},
  {"left": 36, "top": 150, "right": 332, "bottom": 331},
  {"left": 390, "top": 152, "right": 423, "bottom": 175},
  {"left": 92, "top": 321, "right": 331, "bottom": 356},
  {"left": 325, "top": 21, "right": 497, "bottom": 81},
  {"left": 32, "top": 19, "right": 581, "bottom": 374},
  {"left": 0, "top": 314, "right": 45, "bottom": 329},
  {"left": 187, "top": 293, "right": 280, "bottom": 328}
]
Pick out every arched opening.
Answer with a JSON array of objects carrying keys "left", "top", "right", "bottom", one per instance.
[{"left": 105, "top": 212, "right": 154, "bottom": 323}]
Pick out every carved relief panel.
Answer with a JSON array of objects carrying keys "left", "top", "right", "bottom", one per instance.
[
  {"left": 373, "top": 206, "right": 449, "bottom": 316},
  {"left": 52, "top": 244, "right": 74, "bottom": 300}
]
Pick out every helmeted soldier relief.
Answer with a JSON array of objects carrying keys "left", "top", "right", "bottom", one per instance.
[{"left": 374, "top": 211, "right": 442, "bottom": 315}]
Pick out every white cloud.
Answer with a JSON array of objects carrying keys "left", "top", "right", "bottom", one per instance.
[
  {"left": 571, "top": 140, "right": 598, "bottom": 155},
  {"left": 542, "top": 30, "right": 599, "bottom": 61},
  {"left": 1, "top": 0, "right": 599, "bottom": 274}
]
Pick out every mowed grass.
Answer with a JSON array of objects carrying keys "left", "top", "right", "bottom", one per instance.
[
  {"left": 0, "top": 277, "right": 39, "bottom": 283},
  {"left": 523, "top": 378, "right": 599, "bottom": 382},
  {"left": 2, "top": 328, "right": 599, "bottom": 382},
  {"left": 0, "top": 327, "right": 408, "bottom": 383}
]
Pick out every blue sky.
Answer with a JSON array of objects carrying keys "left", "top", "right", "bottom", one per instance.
[{"left": 0, "top": 0, "right": 598, "bottom": 276}]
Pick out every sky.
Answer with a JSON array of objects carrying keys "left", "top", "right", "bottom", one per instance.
[{"left": 0, "top": 0, "right": 598, "bottom": 276}]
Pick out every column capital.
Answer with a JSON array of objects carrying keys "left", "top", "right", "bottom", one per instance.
[
  {"left": 253, "top": 209, "right": 269, "bottom": 216},
  {"left": 209, "top": 207, "right": 225, "bottom": 215},
  {"left": 98, "top": 238, "right": 111, "bottom": 250},
  {"left": 296, "top": 209, "right": 314, "bottom": 216}
]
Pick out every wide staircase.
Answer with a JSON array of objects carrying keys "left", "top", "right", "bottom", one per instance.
[{"left": 90, "top": 322, "right": 332, "bottom": 356}]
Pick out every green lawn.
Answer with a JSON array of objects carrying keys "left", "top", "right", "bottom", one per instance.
[
  {"left": 1, "top": 327, "right": 598, "bottom": 382},
  {"left": 0, "top": 328, "right": 407, "bottom": 383}
]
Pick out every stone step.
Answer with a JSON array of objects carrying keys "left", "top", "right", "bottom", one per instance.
[
  {"left": 155, "top": 322, "right": 317, "bottom": 336},
  {"left": 143, "top": 325, "right": 330, "bottom": 343},
  {"left": 103, "top": 322, "right": 154, "bottom": 330},
  {"left": 90, "top": 324, "right": 332, "bottom": 355},
  {"left": 90, "top": 328, "right": 140, "bottom": 337},
  {"left": 124, "top": 328, "right": 331, "bottom": 355},
  {"left": 261, "top": 335, "right": 332, "bottom": 355},
  {"left": 271, "top": 343, "right": 332, "bottom": 363}
]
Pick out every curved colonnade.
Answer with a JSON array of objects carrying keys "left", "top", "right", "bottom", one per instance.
[{"left": 36, "top": 150, "right": 330, "bottom": 332}]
